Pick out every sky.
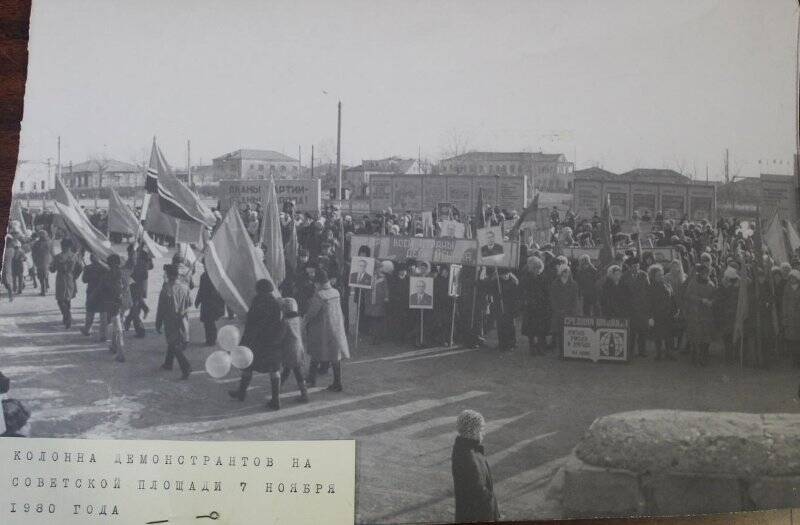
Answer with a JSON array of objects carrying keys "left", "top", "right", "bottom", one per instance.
[{"left": 16, "top": 0, "right": 800, "bottom": 181}]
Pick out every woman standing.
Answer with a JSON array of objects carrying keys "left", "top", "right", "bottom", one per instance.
[
  {"left": 279, "top": 297, "right": 309, "bottom": 404},
  {"left": 521, "top": 256, "right": 550, "bottom": 355},
  {"left": 451, "top": 410, "right": 500, "bottom": 523},
  {"left": 646, "top": 264, "right": 677, "bottom": 361},
  {"left": 549, "top": 265, "right": 578, "bottom": 354},
  {"left": 304, "top": 269, "right": 350, "bottom": 392},
  {"left": 229, "top": 279, "right": 284, "bottom": 409},
  {"left": 684, "top": 265, "right": 717, "bottom": 366},
  {"left": 195, "top": 265, "right": 226, "bottom": 346},
  {"left": 666, "top": 259, "right": 688, "bottom": 352},
  {"left": 781, "top": 269, "right": 800, "bottom": 368}
]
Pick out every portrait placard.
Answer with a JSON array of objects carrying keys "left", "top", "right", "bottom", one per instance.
[
  {"left": 408, "top": 276, "right": 434, "bottom": 309},
  {"left": 448, "top": 264, "right": 462, "bottom": 297},
  {"left": 348, "top": 256, "right": 375, "bottom": 289}
]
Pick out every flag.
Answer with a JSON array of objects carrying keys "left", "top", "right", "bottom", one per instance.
[
  {"left": 284, "top": 218, "right": 298, "bottom": 274},
  {"left": 472, "top": 188, "right": 485, "bottom": 238},
  {"left": 763, "top": 209, "right": 800, "bottom": 263},
  {"left": 54, "top": 175, "right": 109, "bottom": 242},
  {"left": 598, "top": 194, "right": 614, "bottom": 267},
  {"left": 259, "top": 177, "right": 286, "bottom": 286},
  {"left": 140, "top": 230, "right": 168, "bottom": 260},
  {"left": 509, "top": 192, "right": 540, "bottom": 237},
  {"left": 54, "top": 201, "right": 115, "bottom": 264},
  {"left": 9, "top": 199, "right": 29, "bottom": 237},
  {"left": 144, "top": 193, "right": 179, "bottom": 238},
  {"left": 146, "top": 138, "right": 215, "bottom": 227},
  {"left": 107, "top": 188, "right": 141, "bottom": 235},
  {"left": 205, "top": 208, "right": 272, "bottom": 317}
]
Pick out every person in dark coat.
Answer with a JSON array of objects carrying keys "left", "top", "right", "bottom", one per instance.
[
  {"left": 229, "top": 279, "right": 284, "bottom": 409},
  {"left": 549, "top": 265, "right": 578, "bottom": 354},
  {"left": 621, "top": 257, "right": 650, "bottom": 357},
  {"left": 684, "top": 264, "right": 716, "bottom": 365},
  {"left": 101, "top": 254, "right": 132, "bottom": 362},
  {"left": 81, "top": 254, "right": 109, "bottom": 340},
  {"left": 646, "top": 264, "right": 677, "bottom": 361},
  {"left": 574, "top": 254, "right": 598, "bottom": 316},
  {"left": 521, "top": 256, "right": 550, "bottom": 355},
  {"left": 387, "top": 264, "right": 411, "bottom": 342},
  {"left": 31, "top": 230, "right": 53, "bottom": 296},
  {"left": 451, "top": 410, "right": 500, "bottom": 523},
  {"left": 304, "top": 269, "right": 350, "bottom": 392},
  {"left": 714, "top": 266, "right": 741, "bottom": 364},
  {"left": 490, "top": 269, "right": 518, "bottom": 352},
  {"left": 600, "top": 265, "right": 626, "bottom": 318},
  {"left": 49, "top": 238, "right": 84, "bottom": 329},
  {"left": 125, "top": 244, "right": 154, "bottom": 338},
  {"left": 781, "top": 269, "right": 800, "bottom": 368},
  {"left": 194, "top": 267, "right": 226, "bottom": 345}
]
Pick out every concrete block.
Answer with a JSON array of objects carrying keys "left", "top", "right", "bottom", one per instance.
[
  {"left": 643, "top": 473, "right": 742, "bottom": 515},
  {"left": 749, "top": 476, "right": 800, "bottom": 510},
  {"left": 561, "top": 454, "right": 643, "bottom": 518}
]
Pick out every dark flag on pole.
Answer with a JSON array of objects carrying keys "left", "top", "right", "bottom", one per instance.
[
  {"left": 473, "top": 187, "right": 485, "bottom": 237},
  {"left": 599, "top": 194, "right": 614, "bottom": 268},
  {"left": 509, "top": 192, "right": 539, "bottom": 238}
]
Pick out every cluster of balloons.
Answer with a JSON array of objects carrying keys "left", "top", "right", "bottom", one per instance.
[{"left": 204, "top": 325, "right": 254, "bottom": 379}]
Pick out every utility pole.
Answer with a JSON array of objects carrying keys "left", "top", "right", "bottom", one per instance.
[
  {"left": 311, "top": 145, "right": 315, "bottom": 179},
  {"left": 298, "top": 145, "right": 302, "bottom": 178},
  {"left": 187, "top": 139, "right": 192, "bottom": 187},
  {"left": 705, "top": 163, "right": 709, "bottom": 183},
  {"left": 56, "top": 135, "right": 61, "bottom": 206},
  {"left": 724, "top": 148, "right": 730, "bottom": 184},
  {"left": 45, "top": 158, "right": 52, "bottom": 210},
  {"left": 336, "top": 101, "right": 342, "bottom": 202}
]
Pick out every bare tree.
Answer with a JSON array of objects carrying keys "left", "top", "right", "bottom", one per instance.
[
  {"left": 89, "top": 155, "right": 110, "bottom": 209},
  {"left": 439, "top": 128, "right": 472, "bottom": 161}
]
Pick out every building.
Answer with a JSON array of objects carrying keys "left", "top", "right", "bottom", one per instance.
[
  {"left": 323, "top": 157, "right": 430, "bottom": 200},
  {"left": 717, "top": 173, "right": 798, "bottom": 223},
  {"left": 61, "top": 159, "right": 144, "bottom": 190},
  {"left": 438, "top": 151, "right": 574, "bottom": 192},
  {"left": 12, "top": 160, "right": 52, "bottom": 194},
  {"left": 173, "top": 165, "right": 217, "bottom": 186},
  {"left": 212, "top": 149, "right": 299, "bottom": 180},
  {"left": 572, "top": 167, "right": 716, "bottom": 223}
]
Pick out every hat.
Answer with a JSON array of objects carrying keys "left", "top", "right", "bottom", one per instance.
[
  {"left": 3, "top": 398, "right": 30, "bottom": 434},
  {"left": 281, "top": 297, "right": 299, "bottom": 314},
  {"left": 456, "top": 410, "right": 485, "bottom": 441},
  {"left": 256, "top": 279, "right": 274, "bottom": 294}
]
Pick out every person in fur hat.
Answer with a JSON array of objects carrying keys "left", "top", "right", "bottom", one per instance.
[{"left": 451, "top": 410, "right": 500, "bottom": 523}]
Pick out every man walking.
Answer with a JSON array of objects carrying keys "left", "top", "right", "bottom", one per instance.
[
  {"left": 49, "top": 238, "right": 83, "bottom": 329},
  {"left": 155, "top": 264, "right": 193, "bottom": 379}
]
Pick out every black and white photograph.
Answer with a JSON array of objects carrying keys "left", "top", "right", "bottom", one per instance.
[
  {"left": 408, "top": 276, "right": 434, "bottom": 309},
  {"left": 348, "top": 256, "right": 374, "bottom": 289},
  {"left": 2, "top": 0, "right": 800, "bottom": 523}
]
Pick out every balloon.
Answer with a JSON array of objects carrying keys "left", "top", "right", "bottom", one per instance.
[
  {"left": 230, "top": 345, "right": 254, "bottom": 369},
  {"left": 217, "top": 325, "right": 241, "bottom": 352},
  {"left": 205, "top": 350, "right": 232, "bottom": 379}
]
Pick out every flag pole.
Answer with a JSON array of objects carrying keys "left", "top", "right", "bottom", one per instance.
[
  {"left": 419, "top": 309, "right": 424, "bottom": 347},
  {"left": 354, "top": 289, "right": 361, "bottom": 351},
  {"left": 449, "top": 296, "right": 457, "bottom": 347}
]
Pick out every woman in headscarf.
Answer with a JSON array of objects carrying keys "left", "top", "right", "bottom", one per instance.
[
  {"left": 574, "top": 254, "right": 598, "bottom": 316},
  {"left": 600, "top": 265, "right": 626, "bottom": 318},
  {"left": 684, "top": 264, "right": 716, "bottom": 365},
  {"left": 194, "top": 262, "right": 226, "bottom": 346},
  {"left": 304, "top": 269, "right": 350, "bottom": 392},
  {"left": 713, "top": 266, "right": 741, "bottom": 364},
  {"left": 229, "top": 279, "right": 284, "bottom": 409},
  {"left": 665, "top": 258, "right": 688, "bottom": 352},
  {"left": 363, "top": 260, "right": 391, "bottom": 344},
  {"left": 520, "top": 256, "right": 550, "bottom": 355},
  {"left": 451, "top": 410, "right": 500, "bottom": 523},
  {"left": 549, "top": 265, "right": 578, "bottom": 354}
]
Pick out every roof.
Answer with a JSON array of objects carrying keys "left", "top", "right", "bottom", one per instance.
[
  {"left": 213, "top": 149, "right": 297, "bottom": 163},
  {"left": 68, "top": 159, "right": 141, "bottom": 173},
  {"left": 441, "top": 151, "right": 567, "bottom": 163},
  {"left": 575, "top": 168, "right": 692, "bottom": 185}
]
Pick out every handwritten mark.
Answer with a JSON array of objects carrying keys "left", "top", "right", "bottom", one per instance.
[{"left": 196, "top": 511, "right": 220, "bottom": 520}]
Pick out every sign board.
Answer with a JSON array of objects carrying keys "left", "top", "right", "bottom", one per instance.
[
  {"left": 476, "top": 226, "right": 521, "bottom": 267},
  {"left": 366, "top": 175, "right": 527, "bottom": 215},
  {"left": 437, "top": 202, "right": 455, "bottom": 218},
  {"left": 643, "top": 246, "right": 675, "bottom": 264},
  {"left": 563, "top": 317, "right": 629, "bottom": 362},
  {"left": 350, "top": 234, "right": 484, "bottom": 266},
  {"left": 218, "top": 179, "right": 321, "bottom": 213}
]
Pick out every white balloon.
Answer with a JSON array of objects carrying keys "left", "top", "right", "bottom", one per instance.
[
  {"left": 205, "top": 350, "right": 232, "bottom": 379},
  {"left": 230, "top": 345, "right": 254, "bottom": 369},
  {"left": 217, "top": 325, "right": 241, "bottom": 352}
]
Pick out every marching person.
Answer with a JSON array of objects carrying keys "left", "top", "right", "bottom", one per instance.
[
  {"left": 195, "top": 264, "right": 226, "bottom": 346},
  {"left": 451, "top": 410, "right": 500, "bottom": 523},
  {"left": 304, "top": 269, "right": 350, "bottom": 392},
  {"left": 101, "top": 254, "right": 132, "bottom": 362},
  {"left": 229, "top": 279, "right": 284, "bottom": 409},
  {"left": 49, "top": 238, "right": 84, "bottom": 329},
  {"left": 31, "top": 230, "right": 53, "bottom": 296},
  {"left": 125, "top": 243, "right": 154, "bottom": 338},
  {"left": 155, "top": 264, "right": 193, "bottom": 379},
  {"left": 81, "top": 253, "right": 108, "bottom": 340},
  {"left": 279, "top": 297, "right": 309, "bottom": 404}
]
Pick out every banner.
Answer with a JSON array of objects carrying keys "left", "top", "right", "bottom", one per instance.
[
  {"left": 107, "top": 189, "right": 141, "bottom": 235},
  {"left": 644, "top": 246, "right": 675, "bottom": 264},
  {"left": 562, "top": 246, "right": 601, "bottom": 262},
  {"left": 349, "top": 235, "right": 480, "bottom": 266},
  {"left": 562, "top": 317, "right": 629, "bottom": 362},
  {"left": 218, "top": 179, "right": 321, "bottom": 214}
]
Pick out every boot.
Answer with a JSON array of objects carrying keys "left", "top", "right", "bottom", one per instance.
[
  {"left": 228, "top": 373, "right": 251, "bottom": 401},
  {"left": 266, "top": 374, "right": 281, "bottom": 410},
  {"left": 294, "top": 368, "right": 309, "bottom": 403},
  {"left": 306, "top": 361, "right": 318, "bottom": 387},
  {"left": 327, "top": 362, "right": 343, "bottom": 392}
]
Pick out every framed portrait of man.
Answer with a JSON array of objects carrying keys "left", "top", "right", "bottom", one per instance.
[
  {"left": 408, "top": 276, "right": 434, "bottom": 309},
  {"left": 349, "top": 256, "right": 375, "bottom": 289},
  {"left": 476, "top": 226, "right": 520, "bottom": 267}
]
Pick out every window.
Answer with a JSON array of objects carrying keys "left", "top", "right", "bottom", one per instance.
[
  {"left": 279, "top": 165, "right": 286, "bottom": 173},
  {"left": 41, "top": 180, "right": 45, "bottom": 189},
  {"left": 33, "top": 182, "right": 37, "bottom": 190},
  {"left": 259, "top": 165, "right": 265, "bottom": 171}
]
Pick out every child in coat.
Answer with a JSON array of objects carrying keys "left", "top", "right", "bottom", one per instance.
[{"left": 279, "top": 298, "right": 309, "bottom": 404}]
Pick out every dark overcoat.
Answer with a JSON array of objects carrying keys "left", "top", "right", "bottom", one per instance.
[
  {"left": 451, "top": 436, "right": 500, "bottom": 523},
  {"left": 520, "top": 272, "right": 551, "bottom": 337},
  {"left": 240, "top": 292, "right": 284, "bottom": 373}
]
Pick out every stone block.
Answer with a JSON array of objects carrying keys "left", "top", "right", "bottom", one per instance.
[
  {"left": 561, "top": 454, "right": 643, "bottom": 518},
  {"left": 643, "top": 473, "right": 742, "bottom": 515},
  {"left": 748, "top": 476, "right": 800, "bottom": 510}
]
